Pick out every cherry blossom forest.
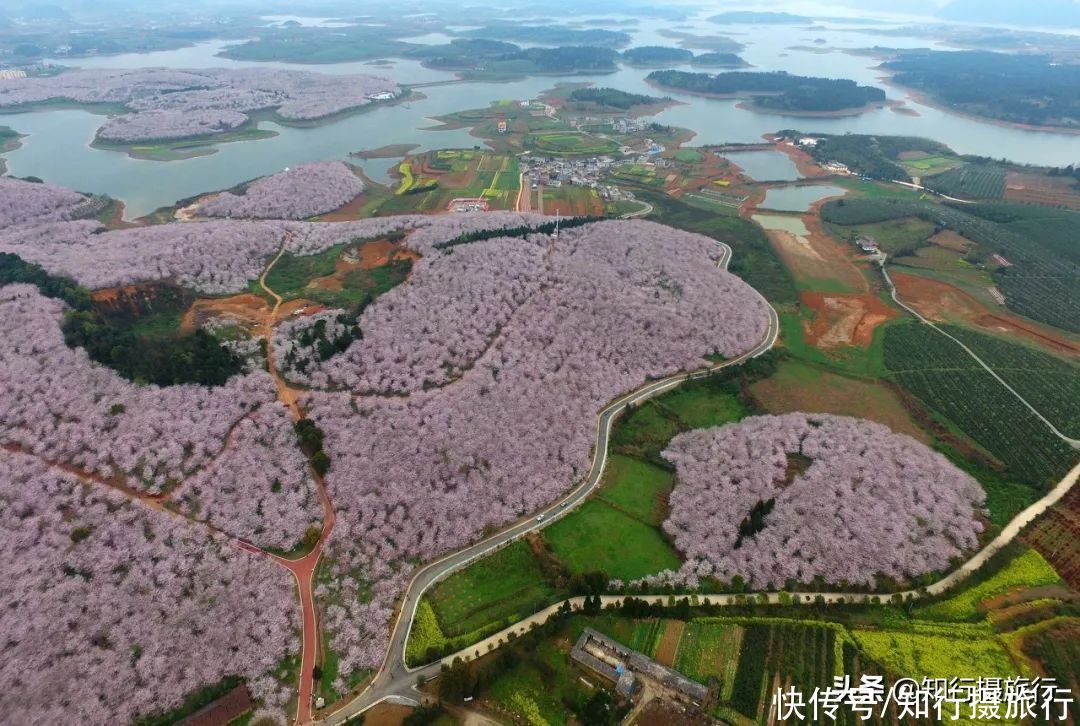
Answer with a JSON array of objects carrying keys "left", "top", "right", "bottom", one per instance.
[
  {"left": 0, "top": 68, "right": 400, "bottom": 142},
  {"left": 657, "top": 414, "right": 987, "bottom": 590},
  {"left": 0, "top": 166, "right": 988, "bottom": 721},
  {"left": 197, "top": 162, "right": 367, "bottom": 220}
]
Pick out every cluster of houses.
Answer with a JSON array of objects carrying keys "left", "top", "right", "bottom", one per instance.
[
  {"left": 519, "top": 155, "right": 637, "bottom": 203},
  {"left": 570, "top": 628, "right": 710, "bottom": 709}
]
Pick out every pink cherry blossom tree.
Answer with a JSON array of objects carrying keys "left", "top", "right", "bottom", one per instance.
[
  {"left": 0, "top": 449, "right": 299, "bottom": 725},
  {"left": 198, "top": 162, "right": 366, "bottom": 220},
  {"left": 653, "top": 413, "right": 986, "bottom": 590}
]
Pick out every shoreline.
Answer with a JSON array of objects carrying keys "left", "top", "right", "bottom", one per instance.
[
  {"left": 0, "top": 131, "right": 25, "bottom": 175},
  {"left": 351, "top": 143, "right": 420, "bottom": 159},
  {"left": 877, "top": 72, "right": 1080, "bottom": 137},
  {"left": 737, "top": 98, "right": 896, "bottom": 118}
]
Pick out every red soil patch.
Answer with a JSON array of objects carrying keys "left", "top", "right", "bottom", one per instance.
[
  {"left": 317, "top": 193, "right": 369, "bottom": 221},
  {"left": 928, "top": 230, "right": 972, "bottom": 253},
  {"left": 357, "top": 239, "right": 397, "bottom": 268},
  {"left": 91, "top": 285, "right": 134, "bottom": 304},
  {"left": 800, "top": 291, "right": 898, "bottom": 349},
  {"left": 181, "top": 294, "right": 271, "bottom": 333},
  {"left": 178, "top": 685, "right": 252, "bottom": 726},
  {"left": 655, "top": 620, "right": 685, "bottom": 666},
  {"left": 891, "top": 272, "right": 1079, "bottom": 357},
  {"left": 307, "top": 240, "right": 419, "bottom": 291}
]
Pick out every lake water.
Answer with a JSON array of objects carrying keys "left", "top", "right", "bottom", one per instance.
[
  {"left": 760, "top": 184, "right": 848, "bottom": 211},
  {"left": 721, "top": 150, "right": 802, "bottom": 182},
  {"left": 752, "top": 214, "right": 810, "bottom": 235},
  {"left": 7, "top": 17, "right": 1080, "bottom": 217}
]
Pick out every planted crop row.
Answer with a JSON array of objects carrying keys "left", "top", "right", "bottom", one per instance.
[
  {"left": 883, "top": 323, "right": 1077, "bottom": 487},
  {"left": 941, "top": 325, "right": 1080, "bottom": 439},
  {"left": 924, "top": 163, "right": 1006, "bottom": 199},
  {"left": 672, "top": 621, "right": 744, "bottom": 698},
  {"left": 731, "top": 625, "right": 771, "bottom": 718}
]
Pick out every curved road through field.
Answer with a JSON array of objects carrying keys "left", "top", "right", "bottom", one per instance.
[
  {"left": 878, "top": 255, "right": 1080, "bottom": 449},
  {"left": 319, "top": 241, "right": 781, "bottom": 724}
]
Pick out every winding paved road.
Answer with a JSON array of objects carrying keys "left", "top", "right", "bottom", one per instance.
[
  {"left": 317, "top": 241, "right": 1080, "bottom": 726},
  {"left": 320, "top": 242, "right": 780, "bottom": 724},
  {"left": 618, "top": 199, "right": 653, "bottom": 219}
]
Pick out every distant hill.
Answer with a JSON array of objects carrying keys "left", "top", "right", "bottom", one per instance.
[
  {"left": 707, "top": 11, "right": 810, "bottom": 24},
  {"left": 937, "top": 0, "right": 1080, "bottom": 27},
  {"left": 883, "top": 50, "right": 1080, "bottom": 129},
  {"left": 647, "top": 70, "right": 885, "bottom": 112}
]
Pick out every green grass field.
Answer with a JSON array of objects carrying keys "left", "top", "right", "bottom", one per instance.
[
  {"left": 674, "top": 148, "right": 705, "bottom": 163},
  {"left": 262, "top": 245, "right": 342, "bottom": 298},
  {"left": 543, "top": 499, "right": 681, "bottom": 581},
  {"left": 594, "top": 455, "right": 673, "bottom": 526},
  {"left": 825, "top": 216, "right": 936, "bottom": 255},
  {"left": 527, "top": 132, "right": 619, "bottom": 156},
  {"left": 427, "top": 541, "right": 557, "bottom": 637},
  {"left": 900, "top": 154, "right": 964, "bottom": 175}
]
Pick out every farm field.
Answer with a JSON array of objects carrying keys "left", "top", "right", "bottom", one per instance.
[
  {"left": 750, "top": 358, "right": 928, "bottom": 442},
  {"left": 525, "top": 131, "right": 620, "bottom": 156},
  {"left": 752, "top": 212, "right": 868, "bottom": 295},
  {"left": 923, "top": 163, "right": 1007, "bottom": 199},
  {"left": 941, "top": 325, "right": 1080, "bottom": 439},
  {"left": 824, "top": 216, "right": 936, "bottom": 255},
  {"left": 898, "top": 152, "right": 964, "bottom": 176},
  {"left": 883, "top": 321, "right": 1078, "bottom": 489},
  {"left": 1005, "top": 170, "right": 1080, "bottom": 209},
  {"left": 853, "top": 625, "right": 1017, "bottom": 683},
  {"left": 915, "top": 547, "right": 1061, "bottom": 622},
  {"left": 1018, "top": 619, "right": 1080, "bottom": 723},
  {"left": 1022, "top": 486, "right": 1080, "bottom": 589},
  {"left": 426, "top": 540, "right": 559, "bottom": 638},
  {"left": 888, "top": 269, "right": 1080, "bottom": 358},
  {"left": 672, "top": 620, "right": 744, "bottom": 697},
  {"left": 609, "top": 162, "right": 668, "bottom": 188},
  {"left": 822, "top": 198, "right": 1080, "bottom": 333},
  {"left": 541, "top": 184, "right": 604, "bottom": 216},
  {"left": 381, "top": 150, "right": 521, "bottom": 213}
]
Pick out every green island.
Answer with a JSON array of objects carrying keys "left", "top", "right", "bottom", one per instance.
[
  {"left": 647, "top": 70, "right": 887, "bottom": 114},
  {"left": 881, "top": 50, "right": 1080, "bottom": 130}
]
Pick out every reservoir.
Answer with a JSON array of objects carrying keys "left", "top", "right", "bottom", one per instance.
[
  {"left": 4, "top": 19, "right": 1080, "bottom": 217},
  {"left": 721, "top": 150, "right": 802, "bottom": 182},
  {"left": 760, "top": 184, "right": 848, "bottom": 212}
]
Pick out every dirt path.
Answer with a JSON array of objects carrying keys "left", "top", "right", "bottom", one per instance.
[
  {"left": 257, "top": 239, "right": 337, "bottom": 726},
  {"left": 881, "top": 258, "right": 1080, "bottom": 449},
  {"left": 655, "top": 620, "right": 685, "bottom": 667}
]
